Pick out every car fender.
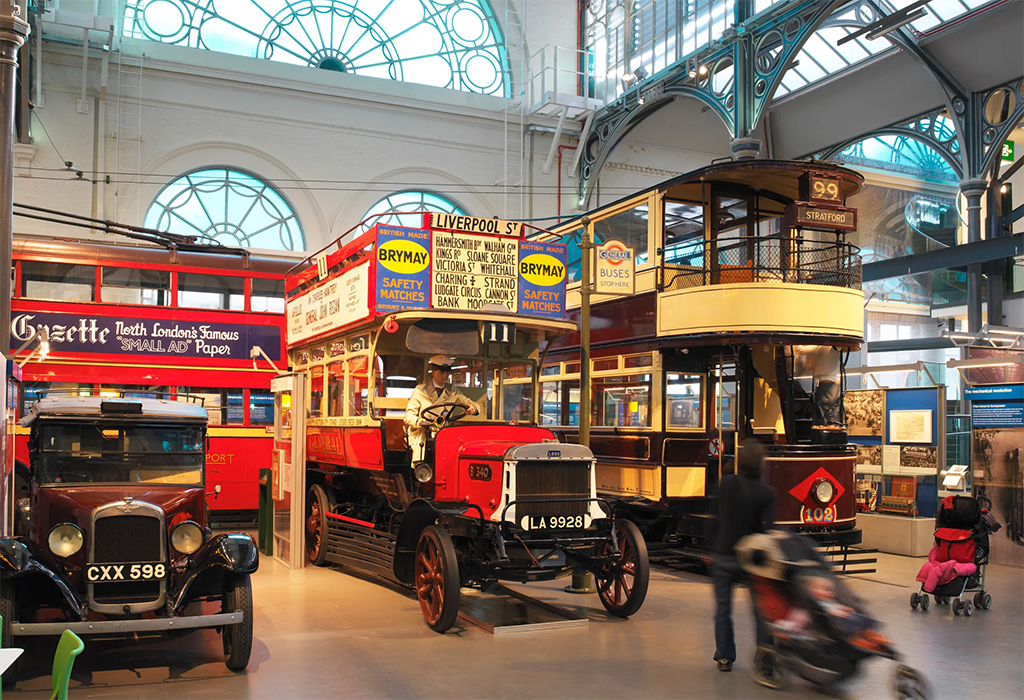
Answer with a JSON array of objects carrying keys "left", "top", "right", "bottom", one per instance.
[
  {"left": 0, "top": 537, "right": 86, "bottom": 618},
  {"left": 167, "top": 532, "right": 259, "bottom": 612},
  {"left": 392, "top": 500, "right": 476, "bottom": 584}
]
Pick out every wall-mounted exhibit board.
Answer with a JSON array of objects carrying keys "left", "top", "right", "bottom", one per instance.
[
  {"left": 967, "top": 382, "right": 1023, "bottom": 567},
  {"left": 849, "top": 386, "right": 944, "bottom": 556}
]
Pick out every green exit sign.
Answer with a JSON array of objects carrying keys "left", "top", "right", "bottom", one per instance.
[{"left": 1002, "top": 141, "right": 1015, "bottom": 161}]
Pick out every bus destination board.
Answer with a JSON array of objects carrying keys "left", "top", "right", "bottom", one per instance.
[{"left": 432, "top": 231, "right": 519, "bottom": 312}]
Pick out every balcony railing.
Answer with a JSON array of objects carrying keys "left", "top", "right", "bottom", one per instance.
[{"left": 660, "top": 235, "right": 862, "bottom": 292}]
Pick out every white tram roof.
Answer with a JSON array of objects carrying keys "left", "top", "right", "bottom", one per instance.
[{"left": 21, "top": 396, "right": 208, "bottom": 427}]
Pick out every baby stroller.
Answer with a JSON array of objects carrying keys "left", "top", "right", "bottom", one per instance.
[
  {"left": 911, "top": 494, "right": 1001, "bottom": 617},
  {"left": 737, "top": 530, "right": 928, "bottom": 698}
]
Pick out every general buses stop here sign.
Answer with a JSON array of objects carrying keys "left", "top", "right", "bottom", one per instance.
[{"left": 595, "top": 239, "right": 635, "bottom": 295}]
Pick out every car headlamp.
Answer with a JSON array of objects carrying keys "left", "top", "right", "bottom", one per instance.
[
  {"left": 414, "top": 463, "right": 434, "bottom": 483},
  {"left": 48, "top": 523, "right": 84, "bottom": 558},
  {"left": 812, "top": 478, "right": 835, "bottom": 505},
  {"left": 171, "top": 521, "right": 204, "bottom": 555}
]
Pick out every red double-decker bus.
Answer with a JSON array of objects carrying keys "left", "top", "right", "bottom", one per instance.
[{"left": 9, "top": 235, "right": 294, "bottom": 524}]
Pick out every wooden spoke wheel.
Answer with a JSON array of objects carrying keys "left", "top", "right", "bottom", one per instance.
[
  {"left": 306, "top": 484, "right": 332, "bottom": 566},
  {"left": 414, "top": 525, "right": 460, "bottom": 633},
  {"left": 596, "top": 519, "right": 650, "bottom": 618}
]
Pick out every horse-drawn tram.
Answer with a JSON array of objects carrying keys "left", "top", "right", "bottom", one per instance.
[
  {"left": 537, "top": 160, "right": 867, "bottom": 554},
  {"left": 275, "top": 214, "right": 649, "bottom": 632}
]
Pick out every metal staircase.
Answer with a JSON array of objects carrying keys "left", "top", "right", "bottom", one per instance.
[
  {"left": 113, "top": 43, "right": 144, "bottom": 227},
  {"left": 500, "top": 0, "right": 525, "bottom": 220}
]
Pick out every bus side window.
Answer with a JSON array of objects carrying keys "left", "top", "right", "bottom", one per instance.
[{"left": 328, "top": 361, "right": 344, "bottom": 417}]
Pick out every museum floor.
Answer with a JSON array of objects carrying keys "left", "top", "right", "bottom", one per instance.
[{"left": 5, "top": 548, "right": 1023, "bottom": 699}]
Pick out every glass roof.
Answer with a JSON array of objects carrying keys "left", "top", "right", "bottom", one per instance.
[
  {"left": 776, "top": 0, "right": 995, "bottom": 98},
  {"left": 123, "top": 0, "right": 509, "bottom": 97},
  {"left": 584, "top": 0, "right": 997, "bottom": 104}
]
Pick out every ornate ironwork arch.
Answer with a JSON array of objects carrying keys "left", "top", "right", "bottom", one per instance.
[
  {"left": 817, "top": 107, "right": 964, "bottom": 180},
  {"left": 578, "top": 0, "right": 845, "bottom": 206}
]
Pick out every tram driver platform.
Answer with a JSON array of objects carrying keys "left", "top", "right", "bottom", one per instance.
[{"left": 457, "top": 583, "right": 589, "bottom": 635}]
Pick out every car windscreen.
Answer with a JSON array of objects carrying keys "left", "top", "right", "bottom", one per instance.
[{"left": 36, "top": 422, "right": 205, "bottom": 486}]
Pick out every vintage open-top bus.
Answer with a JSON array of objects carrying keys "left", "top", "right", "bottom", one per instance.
[
  {"left": 536, "top": 159, "right": 867, "bottom": 553},
  {"left": 276, "top": 214, "right": 649, "bottom": 632}
]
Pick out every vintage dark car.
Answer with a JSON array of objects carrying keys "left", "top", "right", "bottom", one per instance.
[{"left": 0, "top": 393, "right": 257, "bottom": 686}]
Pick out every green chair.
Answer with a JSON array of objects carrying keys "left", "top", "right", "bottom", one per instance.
[{"left": 50, "top": 630, "right": 84, "bottom": 700}]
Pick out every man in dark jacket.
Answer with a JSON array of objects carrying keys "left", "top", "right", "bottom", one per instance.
[{"left": 712, "top": 440, "right": 776, "bottom": 672}]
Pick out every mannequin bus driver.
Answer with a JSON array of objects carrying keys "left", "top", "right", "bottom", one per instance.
[{"left": 404, "top": 355, "right": 480, "bottom": 464}]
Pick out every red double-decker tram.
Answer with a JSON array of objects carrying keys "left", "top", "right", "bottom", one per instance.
[{"left": 9, "top": 235, "right": 293, "bottom": 524}]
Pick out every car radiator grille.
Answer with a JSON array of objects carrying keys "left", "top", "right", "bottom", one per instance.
[
  {"left": 514, "top": 460, "right": 591, "bottom": 518},
  {"left": 93, "top": 516, "right": 162, "bottom": 562},
  {"left": 89, "top": 505, "right": 166, "bottom": 610}
]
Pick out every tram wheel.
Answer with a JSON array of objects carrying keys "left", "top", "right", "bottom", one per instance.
[
  {"left": 596, "top": 519, "right": 650, "bottom": 618},
  {"left": 414, "top": 525, "right": 461, "bottom": 633},
  {"left": 306, "top": 484, "right": 333, "bottom": 566}
]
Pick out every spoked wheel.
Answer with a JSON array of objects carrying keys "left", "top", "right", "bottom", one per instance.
[
  {"left": 890, "top": 664, "right": 930, "bottom": 699},
  {"left": 595, "top": 519, "right": 650, "bottom": 618},
  {"left": 306, "top": 484, "right": 333, "bottom": 566},
  {"left": 0, "top": 579, "right": 18, "bottom": 688},
  {"left": 222, "top": 573, "right": 254, "bottom": 672},
  {"left": 750, "top": 645, "right": 789, "bottom": 690},
  {"left": 414, "top": 525, "right": 460, "bottom": 633}
]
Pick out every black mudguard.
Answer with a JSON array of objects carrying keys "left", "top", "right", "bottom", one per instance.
[
  {"left": 0, "top": 537, "right": 85, "bottom": 618},
  {"left": 167, "top": 532, "right": 259, "bottom": 611}
]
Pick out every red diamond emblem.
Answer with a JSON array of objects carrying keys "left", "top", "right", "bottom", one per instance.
[{"left": 788, "top": 467, "right": 845, "bottom": 507}]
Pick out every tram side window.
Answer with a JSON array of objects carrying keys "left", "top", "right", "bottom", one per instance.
[
  {"left": 540, "top": 380, "right": 580, "bottom": 426},
  {"left": 101, "top": 267, "right": 171, "bottom": 305},
  {"left": 20, "top": 262, "right": 95, "bottom": 301},
  {"left": 252, "top": 277, "right": 285, "bottom": 313},
  {"left": 178, "top": 273, "right": 244, "bottom": 310},
  {"left": 592, "top": 374, "right": 651, "bottom": 428},
  {"left": 593, "top": 204, "right": 649, "bottom": 265},
  {"left": 309, "top": 366, "right": 324, "bottom": 417},
  {"left": 250, "top": 390, "right": 274, "bottom": 425},
  {"left": 714, "top": 364, "right": 738, "bottom": 430},
  {"left": 666, "top": 373, "right": 702, "bottom": 430},
  {"left": 663, "top": 200, "right": 705, "bottom": 266},
  {"left": 347, "top": 355, "right": 369, "bottom": 417}
]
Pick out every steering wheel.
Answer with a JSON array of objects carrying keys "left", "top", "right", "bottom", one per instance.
[{"left": 420, "top": 401, "right": 471, "bottom": 429}]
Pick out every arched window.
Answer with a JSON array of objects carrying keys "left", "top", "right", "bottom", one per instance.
[
  {"left": 359, "top": 190, "right": 468, "bottom": 232},
  {"left": 837, "top": 135, "right": 958, "bottom": 183},
  {"left": 123, "top": 0, "right": 509, "bottom": 96},
  {"left": 144, "top": 168, "right": 305, "bottom": 251}
]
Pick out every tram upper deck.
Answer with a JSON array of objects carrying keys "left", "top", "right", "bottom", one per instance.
[{"left": 548, "top": 159, "right": 866, "bottom": 346}]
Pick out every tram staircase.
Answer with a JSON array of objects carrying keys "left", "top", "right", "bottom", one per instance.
[{"left": 647, "top": 533, "right": 877, "bottom": 576}]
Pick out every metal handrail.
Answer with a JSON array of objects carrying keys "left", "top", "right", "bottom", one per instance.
[{"left": 659, "top": 234, "right": 862, "bottom": 292}]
